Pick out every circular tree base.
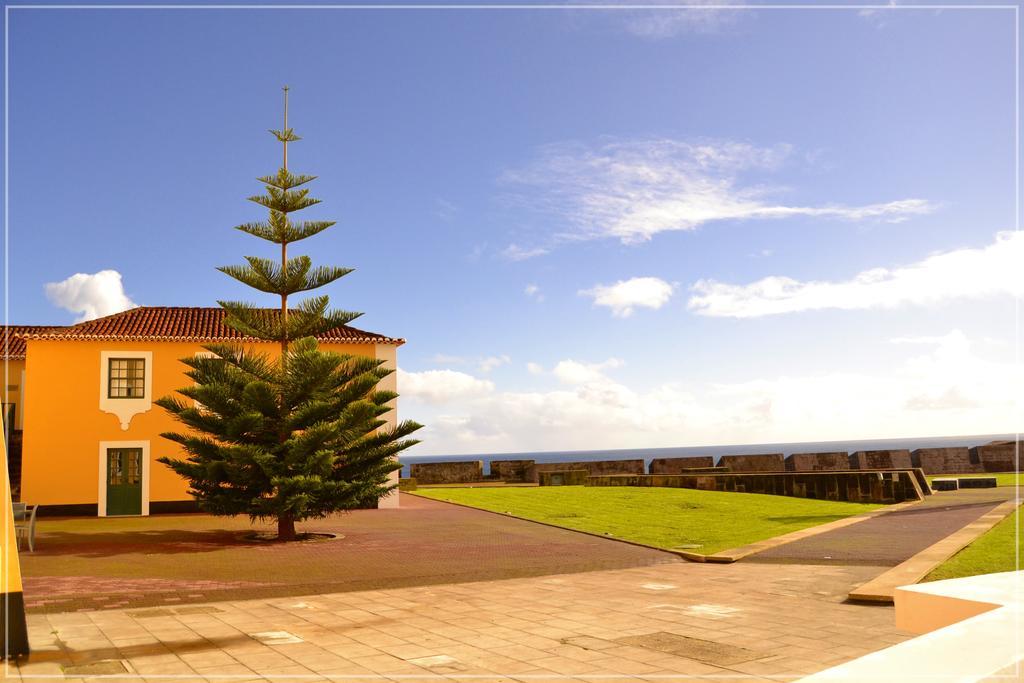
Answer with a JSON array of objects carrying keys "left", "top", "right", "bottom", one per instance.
[{"left": 241, "top": 531, "right": 343, "bottom": 543}]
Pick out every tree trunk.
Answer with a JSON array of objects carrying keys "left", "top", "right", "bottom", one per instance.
[{"left": 277, "top": 514, "right": 296, "bottom": 541}]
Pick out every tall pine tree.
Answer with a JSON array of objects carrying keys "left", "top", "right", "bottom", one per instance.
[{"left": 158, "top": 88, "right": 421, "bottom": 540}]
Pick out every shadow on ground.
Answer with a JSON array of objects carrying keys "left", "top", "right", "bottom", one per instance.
[
  {"left": 29, "top": 529, "right": 264, "bottom": 558},
  {"left": 21, "top": 493, "right": 678, "bottom": 613}
]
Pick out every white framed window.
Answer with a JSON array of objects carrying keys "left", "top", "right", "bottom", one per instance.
[
  {"left": 99, "top": 350, "right": 153, "bottom": 430},
  {"left": 108, "top": 357, "right": 146, "bottom": 398}
]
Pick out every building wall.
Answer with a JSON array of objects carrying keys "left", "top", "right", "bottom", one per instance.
[
  {"left": 374, "top": 343, "right": 401, "bottom": 509},
  {"left": 21, "top": 337, "right": 387, "bottom": 513},
  {"left": 2, "top": 358, "right": 27, "bottom": 430}
]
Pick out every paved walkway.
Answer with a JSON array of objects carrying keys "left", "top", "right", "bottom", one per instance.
[
  {"left": 22, "top": 494, "right": 676, "bottom": 613},
  {"left": 9, "top": 561, "right": 907, "bottom": 682},
  {"left": 746, "top": 487, "right": 1017, "bottom": 566}
]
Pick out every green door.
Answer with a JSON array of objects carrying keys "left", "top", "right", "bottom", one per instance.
[{"left": 106, "top": 448, "right": 142, "bottom": 515}]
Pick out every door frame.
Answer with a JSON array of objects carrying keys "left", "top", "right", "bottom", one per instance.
[{"left": 98, "top": 440, "right": 150, "bottom": 516}]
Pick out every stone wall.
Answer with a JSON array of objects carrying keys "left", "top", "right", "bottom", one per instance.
[
  {"left": 851, "top": 449, "right": 913, "bottom": 470},
  {"left": 489, "top": 459, "right": 535, "bottom": 482},
  {"left": 588, "top": 471, "right": 923, "bottom": 504},
  {"left": 648, "top": 456, "right": 715, "bottom": 474},
  {"left": 529, "top": 459, "right": 645, "bottom": 482},
  {"left": 409, "top": 460, "right": 483, "bottom": 485},
  {"left": 718, "top": 453, "right": 786, "bottom": 473},
  {"left": 785, "top": 452, "right": 851, "bottom": 472},
  {"left": 911, "top": 447, "right": 981, "bottom": 475},
  {"left": 538, "top": 470, "right": 589, "bottom": 486},
  {"left": 970, "top": 443, "right": 1021, "bottom": 472}
]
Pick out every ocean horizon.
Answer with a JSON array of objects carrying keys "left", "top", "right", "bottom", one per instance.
[{"left": 399, "top": 433, "right": 1017, "bottom": 478}]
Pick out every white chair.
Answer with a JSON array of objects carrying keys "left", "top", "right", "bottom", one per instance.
[{"left": 14, "top": 504, "right": 37, "bottom": 552}]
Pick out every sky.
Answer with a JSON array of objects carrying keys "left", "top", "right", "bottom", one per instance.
[{"left": 4, "top": 3, "right": 1020, "bottom": 455}]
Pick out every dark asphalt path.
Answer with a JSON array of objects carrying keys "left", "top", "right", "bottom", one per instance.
[{"left": 745, "top": 486, "right": 1017, "bottom": 566}]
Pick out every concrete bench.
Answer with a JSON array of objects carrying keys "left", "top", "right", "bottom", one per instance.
[
  {"left": 931, "top": 478, "right": 959, "bottom": 491},
  {"left": 958, "top": 477, "right": 997, "bottom": 489}
]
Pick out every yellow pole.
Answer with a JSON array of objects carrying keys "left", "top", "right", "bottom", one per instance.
[{"left": 0, "top": 411, "right": 29, "bottom": 659}]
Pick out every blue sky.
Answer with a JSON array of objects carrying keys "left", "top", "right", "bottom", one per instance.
[{"left": 5, "top": 4, "right": 1020, "bottom": 454}]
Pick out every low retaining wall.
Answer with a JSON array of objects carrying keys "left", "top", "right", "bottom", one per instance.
[
  {"left": 587, "top": 471, "right": 924, "bottom": 504},
  {"left": 786, "top": 452, "right": 850, "bottom": 472},
  {"left": 489, "top": 459, "right": 535, "bottom": 482},
  {"left": 912, "top": 447, "right": 982, "bottom": 475},
  {"left": 409, "top": 460, "right": 483, "bottom": 485},
  {"left": 649, "top": 456, "right": 715, "bottom": 474},
  {"left": 851, "top": 449, "right": 913, "bottom": 470},
  {"left": 538, "top": 470, "right": 588, "bottom": 486},
  {"left": 970, "top": 443, "right": 1021, "bottom": 472},
  {"left": 718, "top": 453, "right": 785, "bottom": 472},
  {"left": 529, "top": 459, "right": 644, "bottom": 483}
]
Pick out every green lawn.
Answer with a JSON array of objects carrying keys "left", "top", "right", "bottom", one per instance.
[
  {"left": 414, "top": 486, "right": 880, "bottom": 555},
  {"left": 925, "top": 508, "right": 1021, "bottom": 581},
  {"left": 929, "top": 473, "right": 1022, "bottom": 487}
]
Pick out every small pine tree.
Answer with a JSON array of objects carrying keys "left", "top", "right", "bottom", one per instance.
[{"left": 158, "top": 88, "right": 421, "bottom": 540}]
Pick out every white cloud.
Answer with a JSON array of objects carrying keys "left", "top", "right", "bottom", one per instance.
[
  {"left": 859, "top": 0, "right": 898, "bottom": 26},
  {"left": 501, "top": 139, "right": 934, "bottom": 247},
  {"left": 502, "top": 244, "right": 549, "bottom": 261},
  {"left": 524, "top": 283, "right": 545, "bottom": 302},
  {"left": 581, "top": 277, "right": 675, "bottom": 317},
  {"left": 397, "top": 369, "right": 494, "bottom": 404},
  {"left": 478, "top": 355, "right": 511, "bottom": 373},
  {"left": 688, "top": 231, "right": 1023, "bottom": 318},
  {"left": 526, "top": 362, "right": 545, "bottom": 375},
  {"left": 401, "top": 334, "right": 1021, "bottom": 455},
  {"left": 552, "top": 358, "right": 624, "bottom": 385},
  {"left": 435, "top": 198, "right": 459, "bottom": 221},
  {"left": 624, "top": 4, "right": 740, "bottom": 39},
  {"left": 44, "top": 270, "right": 137, "bottom": 322}
]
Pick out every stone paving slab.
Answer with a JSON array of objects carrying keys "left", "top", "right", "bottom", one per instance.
[
  {"left": 746, "top": 487, "right": 1017, "bottom": 567},
  {"left": 6, "top": 561, "right": 908, "bottom": 682}
]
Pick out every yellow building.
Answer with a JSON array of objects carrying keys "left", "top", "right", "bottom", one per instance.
[
  {"left": 6, "top": 306, "right": 403, "bottom": 516},
  {"left": 2, "top": 326, "right": 58, "bottom": 433}
]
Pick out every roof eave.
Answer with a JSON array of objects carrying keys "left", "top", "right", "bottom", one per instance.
[{"left": 27, "top": 333, "right": 405, "bottom": 346}]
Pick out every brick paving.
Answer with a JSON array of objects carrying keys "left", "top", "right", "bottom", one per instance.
[
  {"left": 746, "top": 487, "right": 1017, "bottom": 566},
  {"left": 15, "top": 488, "right": 1010, "bottom": 679},
  {"left": 21, "top": 494, "right": 677, "bottom": 613},
  {"left": 8, "top": 560, "right": 907, "bottom": 682}
]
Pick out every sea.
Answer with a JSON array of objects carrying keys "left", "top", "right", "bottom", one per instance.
[{"left": 399, "top": 433, "right": 1018, "bottom": 478}]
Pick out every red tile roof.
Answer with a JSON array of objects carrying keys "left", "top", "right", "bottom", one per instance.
[
  {"left": 1, "top": 326, "right": 65, "bottom": 360},
  {"left": 28, "top": 307, "right": 403, "bottom": 345}
]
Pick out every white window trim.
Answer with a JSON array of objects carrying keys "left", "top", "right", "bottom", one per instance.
[
  {"left": 374, "top": 342, "right": 400, "bottom": 510},
  {"left": 99, "top": 350, "right": 153, "bottom": 430},
  {"left": 98, "top": 440, "right": 150, "bottom": 517},
  {"left": 18, "top": 367, "right": 25, "bottom": 430}
]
